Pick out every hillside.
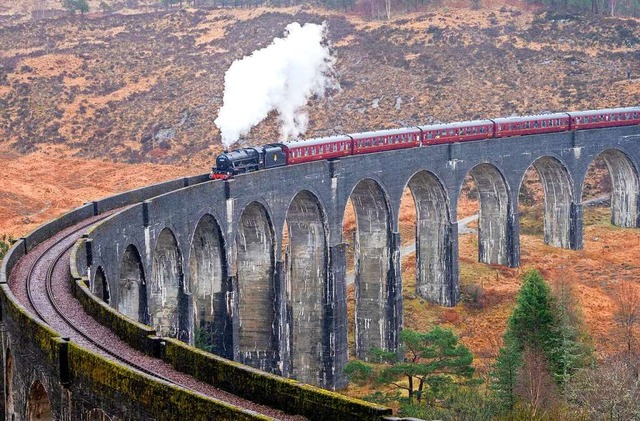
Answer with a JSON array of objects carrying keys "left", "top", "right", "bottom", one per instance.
[
  {"left": 1, "top": 2, "right": 640, "bottom": 394},
  {"left": 1, "top": 5, "right": 640, "bottom": 165}
]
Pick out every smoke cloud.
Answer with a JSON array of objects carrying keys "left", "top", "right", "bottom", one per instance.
[{"left": 214, "top": 22, "right": 338, "bottom": 148}]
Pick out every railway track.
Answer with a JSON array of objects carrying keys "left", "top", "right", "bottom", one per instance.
[
  {"left": 10, "top": 214, "right": 306, "bottom": 421},
  {"left": 27, "top": 238, "right": 181, "bottom": 386}
]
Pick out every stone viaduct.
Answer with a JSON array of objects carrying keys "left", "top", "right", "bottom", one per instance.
[
  {"left": 0, "top": 124, "right": 639, "bottom": 418},
  {"left": 79, "top": 125, "right": 640, "bottom": 389}
]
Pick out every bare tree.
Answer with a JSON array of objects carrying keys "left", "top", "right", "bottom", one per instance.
[
  {"left": 567, "top": 355, "right": 640, "bottom": 420},
  {"left": 613, "top": 282, "right": 640, "bottom": 356},
  {"left": 515, "top": 347, "right": 558, "bottom": 419}
]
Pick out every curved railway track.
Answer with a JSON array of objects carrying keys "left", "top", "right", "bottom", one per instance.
[
  {"left": 27, "top": 239, "right": 180, "bottom": 386},
  {"left": 10, "top": 214, "right": 306, "bottom": 421}
]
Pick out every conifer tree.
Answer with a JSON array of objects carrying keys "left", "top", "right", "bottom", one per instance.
[
  {"left": 490, "top": 332, "right": 522, "bottom": 411},
  {"left": 492, "top": 269, "right": 592, "bottom": 411},
  {"left": 344, "top": 327, "right": 475, "bottom": 405},
  {"left": 507, "top": 269, "right": 558, "bottom": 353}
]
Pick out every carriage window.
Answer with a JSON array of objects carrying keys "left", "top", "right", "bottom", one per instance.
[
  {"left": 427, "top": 132, "right": 433, "bottom": 139},
  {"left": 634, "top": 113, "right": 638, "bottom": 119}
]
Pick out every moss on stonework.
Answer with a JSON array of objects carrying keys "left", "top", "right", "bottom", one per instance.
[
  {"left": 161, "top": 338, "right": 391, "bottom": 420},
  {"left": 67, "top": 342, "right": 271, "bottom": 420}
]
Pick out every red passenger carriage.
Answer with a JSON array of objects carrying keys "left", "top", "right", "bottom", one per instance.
[
  {"left": 351, "top": 127, "right": 421, "bottom": 155},
  {"left": 419, "top": 120, "right": 494, "bottom": 145},
  {"left": 568, "top": 107, "right": 640, "bottom": 130},
  {"left": 493, "top": 113, "right": 570, "bottom": 138},
  {"left": 283, "top": 135, "right": 352, "bottom": 165}
]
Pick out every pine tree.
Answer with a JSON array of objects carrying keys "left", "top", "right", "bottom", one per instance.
[
  {"left": 492, "top": 269, "right": 592, "bottom": 410},
  {"left": 508, "top": 269, "right": 558, "bottom": 352},
  {"left": 552, "top": 277, "right": 593, "bottom": 388},
  {"left": 344, "top": 327, "right": 475, "bottom": 405},
  {"left": 490, "top": 332, "right": 522, "bottom": 411}
]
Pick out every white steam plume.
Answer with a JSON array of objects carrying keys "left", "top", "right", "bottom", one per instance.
[{"left": 214, "top": 22, "right": 338, "bottom": 148}]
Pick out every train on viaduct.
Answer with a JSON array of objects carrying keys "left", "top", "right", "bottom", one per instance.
[{"left": 0, "top": 118, "right": 639, "bottom": 419}]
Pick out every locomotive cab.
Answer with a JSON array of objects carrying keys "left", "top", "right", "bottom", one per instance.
[{"left": 262, "top": 144, "right": 287, "bottom": 169}]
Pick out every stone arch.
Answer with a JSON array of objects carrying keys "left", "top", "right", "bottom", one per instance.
[
  {"left": 466, "top": 163, "right": 512, "bottom": 265},
  {"left": 86, "top": 408, "right": 110, "bottom": 420},
  {"left": 584, "top": 149, "right": 639, "bottom": 228},
  {"left": 236, "top": 201, "right": 277, "bottom": 369},
  {"left": 26, "top": 381, "right": 53, "bottom": 421},
  {"left": 118, "top": 245, "right": 147, "bottom": 324},
  {"left": 283, "top": 190, "right": 328, "bottom": 385},
  {"left": 527, "top": 157, "right": 574, "bottom": 248},
  {"left": 151, "top": 228, "right": 184, "bottom": 339},
  {"left": 5, "top": 348, "right": 13, "bottom": 420},
  {"left": 406, "top": 171, "right": 454, "bottom": 305},
  {"left": 347, "top": 178, "right": 393, "bottom": 359},
  {"left": 92, "top": 266, "right": 110, "bottom": 304},
  {"left": 188, "top": 214, "right": 230, "bottom": 357}
]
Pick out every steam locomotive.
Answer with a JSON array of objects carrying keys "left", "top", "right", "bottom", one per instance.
[{"left": 210, "top": 107, "right": 640, "bottom": 180}]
